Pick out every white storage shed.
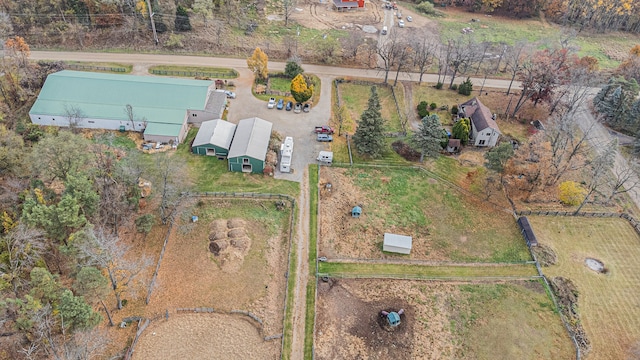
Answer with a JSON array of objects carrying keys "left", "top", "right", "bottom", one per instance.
[{"left": 383, "top": 233, "right": 412, "bottom": 254}]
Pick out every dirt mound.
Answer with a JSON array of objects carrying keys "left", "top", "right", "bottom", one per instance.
[
  {"left": 549, "top": 277, "right": 590, "bottom": 354},
  {"left": 532, "top": 244, "right": 557, "bottom": 266},
  {"left": 208, "top": 219, "right": 252, "bottom": 273}
]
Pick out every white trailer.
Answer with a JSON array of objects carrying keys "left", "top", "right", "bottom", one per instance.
[
  {"left": 317, "top": 151, "right": 333, "bottom": 164},
  {"left": 280, "top": 136, "right": 294, "bottom": 173}
]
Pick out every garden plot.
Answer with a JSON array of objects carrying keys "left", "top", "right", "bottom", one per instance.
[
  {"left": 318, "top": 166, "right": 530, "bottom": 262},
  {"left": 315, "top": 278, "right": 574, "bottom": 359},
  {"left": 134, "top": 198, "right": 292, "bottom": 360},
  {"left": 529, "top": 216, "right": 640, "bottom": 360}
]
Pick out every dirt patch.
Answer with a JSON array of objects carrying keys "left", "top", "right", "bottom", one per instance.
[
  {"left": 132, "top": 313, "right": 275, "bottom": 360},
  {"left": 549, "top": 277, "right": 590, "bottom": 354},
  {"left": 585, "top": 258, "right": 607, "bottom": 273},
  {"left": 532, "top": 244, "right": 557, "bottom": 267}
]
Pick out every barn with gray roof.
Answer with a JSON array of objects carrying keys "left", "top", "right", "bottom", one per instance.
[
  {"left": 191, "top": 119, "right": 236, "bottom": 158},
  {"left": 227, "top": 117, "right": 272, "bottom": 173}
]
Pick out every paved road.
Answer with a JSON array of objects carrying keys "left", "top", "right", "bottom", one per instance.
[{"left": 29, "top": 50, "right": 640, "bottom": 358}]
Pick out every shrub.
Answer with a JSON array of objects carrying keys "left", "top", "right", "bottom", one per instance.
[
  {"left": 558, "top": 181, "right": 586, "bottom": 206},
  {"left": 435, "top": 82, "right": 443, "bottom": 89},
  {"left": 429, "top": 102, "right": 437, "bottom": 110},
  {"left": 135, "top": 214, "right": 155, "bottom": 234},
  {"left": 451, "top": 105, "right": 459, "bottom": 115},
  {"left": 416, "top": 1, "right": 436, "bottom": 15},
  {"left": 458, "top": 77, "right": 473, "bottom": 96},
  {"left": 392, "top": 140, "right": 421, "bottom": 161},
  {"left": 417, "top": 101, "right": 430, "bottom": 118},
  {"left": 165, "top": 33, "right": 184, "bottom": 49},
  {"left": 451, "top": 84, "right": 458, "bottom": 90}
]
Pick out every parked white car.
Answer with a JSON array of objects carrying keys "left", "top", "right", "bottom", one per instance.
[
  {"left": 407, "top": 16, "right": 413, "bottom": 22},
  {"left": 224, "top": 90, "right": 236, "bottom": 99},
  {"left": 398, "top": 20, "right": 405, "bottom": 28},
  {"left": 267, "top": 97, "right": 276, "bottom": 109}
]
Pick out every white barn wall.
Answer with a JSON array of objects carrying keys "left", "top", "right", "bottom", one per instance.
[{"left": 30, "top": 114, "right": 146, "bottom": 131}]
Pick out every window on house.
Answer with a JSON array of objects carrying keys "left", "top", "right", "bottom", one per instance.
[
  {"left": 243, "top": 158, "right": 250, "bottom": 164},
  {"left": 88, "top": 121, "right": 95, "bottom": 123},
  {"left": 38, "top": 117, "right": 41, "bottom": 120},
  {"left": 192, "top": 113, "right": 197, "bottom": 117},
  {"left": 479, "top": 140, "right": 486, "bottom": 145}
]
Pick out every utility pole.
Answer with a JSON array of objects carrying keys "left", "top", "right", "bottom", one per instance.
[{"left": 146, "top": 0, "right": 159, "bottom": 46}]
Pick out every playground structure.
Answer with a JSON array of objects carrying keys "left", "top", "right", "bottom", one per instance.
[{"left": 380, "top": 309, "right": 404, "bottom": 327}]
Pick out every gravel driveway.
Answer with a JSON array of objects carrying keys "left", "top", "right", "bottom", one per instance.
[{"left": 227, "top": 70, "right": 334, "bottom": 182}]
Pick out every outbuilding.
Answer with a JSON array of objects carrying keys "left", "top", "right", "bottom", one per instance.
[
  {"left": 227, "top": 117, "right": 273, "bottom": 174},
  {"left": 191, "top": 119, "right": 236, "bottom": 159},
  {"left": 29, "top": 70, "right": 218, "bottom": 144},
  {"left": 383, "top": 233, "right": 412, "bottom": 254}
]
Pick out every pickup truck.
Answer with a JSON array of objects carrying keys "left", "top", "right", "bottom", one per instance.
[
  {"left": 316, "top": 133, "right": 333, "bottom": 142},
  {"left": 314, "top": 126, "right": 335, "bottom": 134}
]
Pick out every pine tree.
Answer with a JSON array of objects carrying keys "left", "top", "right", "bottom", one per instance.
[
  {"left": 175, "top": 6, "right": 192, "bottom": 31},
  {"left": 353, "top": 86, "right": 386, "bottom": 158},
  {"left": 412, "top": 114, "right": 444, "bottom": 161},
  {"left": 484, "top": 142, "right": 514, "bottom": 173}
]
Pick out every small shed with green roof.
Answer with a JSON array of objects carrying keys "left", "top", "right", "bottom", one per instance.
[
  {"left": 192, "top": 119, "right": 237, "bottom": 158},
  {"left": 29, "top": 70, "right": 217, "bottom": 144},
  {"left": 227, "top": 117, "right": 272, "bottom": 174}
]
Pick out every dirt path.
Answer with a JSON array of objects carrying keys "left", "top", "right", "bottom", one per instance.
[{"left": 290, "top": 168, "right": 310, "bottom": 360}]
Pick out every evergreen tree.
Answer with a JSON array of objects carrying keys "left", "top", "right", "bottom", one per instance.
[
  {"left": 412, "top": 114, "right": 444, "bottom": 161},
  {"left": 353, "top": 86, "right": 386, "bottom": 158},
  {"left": 452, "top": 118, "right": 471, "bottom": 145},
  {"left": 59, "top": 289, "right": 102, "bottom": 331},
  {"left": 284, "top": 59, "right": 304, "bottom": 79},
  {"left": 175, "top": 6, "right": 192, "bottom": 31},
  {"left": 484, "top": 142, "right": 514, "bottom": 173},
  {"left": 458, "top": 77, "right": 473, "bottom": 96},
  {"left": 594, "top": 76, "right": 640, "bottom": 133}
]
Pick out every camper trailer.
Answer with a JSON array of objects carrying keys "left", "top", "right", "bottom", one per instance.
[
  {"left": 317, "top": 151, "right": 333, "bottom": 165},
  {"left": 280, "top": 137, "right": 294, "bottom": 173}
]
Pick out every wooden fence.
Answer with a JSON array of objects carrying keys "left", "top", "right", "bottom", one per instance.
[
  {"left": 150, "top": 69, "right": 238, "bottom": 79},
  {"left": 66, "top": 64, "right": 127, "bottom": 73}
]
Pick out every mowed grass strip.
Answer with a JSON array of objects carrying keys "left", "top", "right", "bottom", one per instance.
[
  {"left": 529, "top": 216, "right": 640, "bottom": 360},
  {"left": 303, "top": 165, "right": 319, "bottom": 358},
  {"left": 318, "top": 262, "right": 537, "bottom": 278}
]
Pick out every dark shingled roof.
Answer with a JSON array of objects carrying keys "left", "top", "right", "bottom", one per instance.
[
  {"left": 517, "top": 216, "right": 538, "bottom": 247},
  {"left": 460, "top": 97, "right": 501, "bottom": 134}
]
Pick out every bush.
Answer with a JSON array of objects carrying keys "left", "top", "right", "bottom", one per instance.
[
  {"left": 451, "top": 105, "right": 459, "bottom": 115},
  {"left": 435, "top": 82, "right": 443, "bottom": 89},
  {"left": 284, "top": 60, "right": 304, "bottom": 79},
  {"left": 165, "top": 33, "right": 184, "bottom": 49},
  {"left": 429, "top": 102, "right": 437, "bottom": 110},
  {"left": 451, "top": 84, "right": 458, "bottom": 90},
  {"left": 392, "top": 140, "right": 421, "bottom": 161},
  {"left": 416, "top": 1, "right": 436, "bottom": 15},
  {"left": 135, "top": 214, "right": 155, "bottom": 234},
  {"left": 458, "top": 77, "right": 473, "bottom": 96},
  {"left": 417, "top": 101, "right": 430, "bottom": 118}
]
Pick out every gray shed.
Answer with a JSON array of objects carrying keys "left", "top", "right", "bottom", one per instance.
[
  {"left": 383, "top": 233, "right": 412, "bottom": 254},
  {"left": 191, "top": 119, "right": 236, "bottom": 158}
]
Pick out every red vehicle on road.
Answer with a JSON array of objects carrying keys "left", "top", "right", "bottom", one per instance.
[{"left": 314, "top": 126, "right": 335, "bottom": 134}]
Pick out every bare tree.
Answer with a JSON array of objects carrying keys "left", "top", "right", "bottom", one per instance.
[
  {"left": 410, "top": 32, "right": 437, "bottom": 84},
  {"left": 607, "top": 163, "right": 640, "bottom": 203},
  {"left": 75, "top": 226, "right": 152, "bottom": 310},
  {"left": 61, "top": 328, "right": 110, "bottom": 360},
  {"left": 154, "top": 152, "right": 187, "bottom": 225},
  {"left": 575, "top": 139, "right": 617, "bottom": 213},
  {"left": 503, "top": 41, "right": 529, "bottom": 95},
  {"left": 283, "top": 0, "right": 296, "bottom": 27},
  {"left": 375, "top": 29, "right": 406, "bottom": 84},
  {"left": 443, "top": 34, "right": 477, "bottom": 89},
  {"left": 341, "top": 30, "right": 365, "bottom": 62},
  {"left": 64, "top": 105, "right": 86, "bottom": 134},
  {"left": 0, "top": 224, "right": 46, "bottom": 295},
  {"left": 393, "top": 41, "right": 412, "bottom": 86}
]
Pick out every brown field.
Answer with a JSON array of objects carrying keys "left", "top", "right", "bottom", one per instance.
[
  {"left": 132, "top": 198, "right": 293, "bottom": 360},
  {"left": 529, "top": 216, "right": 640, "bottom": 360},
  {"left": 315, "top": 278, "right": 574, "bottom": 359}
]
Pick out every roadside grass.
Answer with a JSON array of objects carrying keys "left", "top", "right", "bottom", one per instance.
[
  {"left": 254, "top": 23, "right": 349, "bottom": 50},
  {"left": 336, "top": 166, "right": 530, "bottom": 262},
  {"left": 174, "top": 128, "right": 299, "bottom": 196},
  {"left": 450, "top": 281, "right": 575, "bottom": 359},
  {"left": 529, "top": 216, "right": 640, "bottom": 360},
  {"left": 318, "top": 262, "right": 537, "bottom": 278},
  {"left": 282, "top": 208, "right": 297, "bottom": 360},
  {"left": 304, "top": 165, "right": 319, "bottom": 358},
  {"left": 148, "top": 64, "right": 238, "bottom": 78},
  {"left": 64, "top": 61, "right": 132, "bottom": 73}
]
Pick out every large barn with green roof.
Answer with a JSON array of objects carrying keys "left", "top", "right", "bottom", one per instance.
[{"left": 29, "top": 70, "right": 221, "bottom": 144}]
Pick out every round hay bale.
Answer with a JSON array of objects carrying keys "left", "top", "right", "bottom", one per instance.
[
  {"left": 227, "top": 218, "right": 245, "bottom": 229},
  {"left": 213, "top": 239, "right": 229, "bottom": 251},
  {"left": 230, "top": 237, "right": 250, "bottom": 251},
  {"left": 228, "top": 228, "right": 246, "bottom": 239},
  {"left": 209, "top": 242, "right": 221, "bottom": 256},
  {"left": 209, "top": 231, "right": 227, "bottom": 241},
  {"left": 210, "top": 220, "right": 227, "bottom": 232}
]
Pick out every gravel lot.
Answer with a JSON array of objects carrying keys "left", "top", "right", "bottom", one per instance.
[{"left": 227, "top": 69, "right": 334, "bottom": 182}]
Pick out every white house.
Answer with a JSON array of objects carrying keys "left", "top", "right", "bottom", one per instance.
[{"left": 459, "top": 97, "right": 501, "bottom": 147}]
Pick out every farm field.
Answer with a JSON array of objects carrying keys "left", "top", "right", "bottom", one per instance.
[
  {"left": 317, "top": 166, "right": 530, "bottom": 262},
  {"left": 133, "top": 198, "right": 293, "bottom": 359},
  {"left": 315, "top": 278, "right": 574, "bottom": 359},
  {"left": 529, "top": 216, "right": 640, "bottom": 360}
]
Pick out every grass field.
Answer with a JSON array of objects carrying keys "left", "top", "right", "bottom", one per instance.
[
  {"left": 529, "top": 216, "right": 640, "bottom": 360},
  {"left": 318, "top": 261, "right": 537, "bottom": 278},
  {"left": 339, "top": 82, "right": 404, "bottom": 133},
  {"left": 320, "top": 166, "right": 531, "bottom": 262}
]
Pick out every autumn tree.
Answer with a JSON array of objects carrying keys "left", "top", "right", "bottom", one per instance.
[
  {"left": 376, "top": 29, "right": 405, "bottom": 84},
  {"left": 0, "top": 125, "right": 25, "bottom": 176},
  {"left": 412, "top": 114, "right": 444, "bottom": 161},
  {"left": 5, "top": 36, "right": 30, "bottom": 69},
  {"left": 452, "top": 118, "right": 471, "bottom": 145},
  {"left": 353, "top": 86, "right": 386, "bottom": 158},
  {"left": 0, "top": 225, "right": 46, "bottom": 294},
  {"left": 290, "top": 74, "right": 313, "bottom": 104},
  {"left": 617, "top": 45, "right": 640, "bottom": 85},
  {"left": 247, "top": 47, "right": 269, "bottom": 82},
  {"left": 574, "top": 140, "right": 616, "bottom": 213},
  {"left": 558, "top": 181, "right": 585, "bottom": 206}
]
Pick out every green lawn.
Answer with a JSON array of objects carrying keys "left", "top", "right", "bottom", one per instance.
[
  {"left": 303, "top": 165, "right": 319, "bottom": 359},
  {"left": 174, "top": 128, "right": 299, "bottom": 196},
  {"left": 339, "top": 82, "right": 403, "bottom": 133},
  {"left": 318, "top": 262, "right": 537, "bottom": 278},
  {"left": 326, "top": 166, "right": 530, "bottom": 262}
]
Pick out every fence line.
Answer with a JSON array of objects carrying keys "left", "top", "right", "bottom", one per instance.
[
  {"left": 517, "top": 210, "right": 640, "bottom": 238},
  {"left": 145, "top": 217, "right": 175, "bottom": 304},
  {"left": 317, "top": 272, "right": 540, "bottom": 281},
  {"left": 66, "top": 64, "right": 127, "bottom": 72},
  {"left": 389, "top": 86, "right": 407, "bottom": 136},
  {"left": 123, "top": 318, "right": 149, "bottom": 360},
  {"left": 150, "top": 69, "right": 238, "bottom": 79}
]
